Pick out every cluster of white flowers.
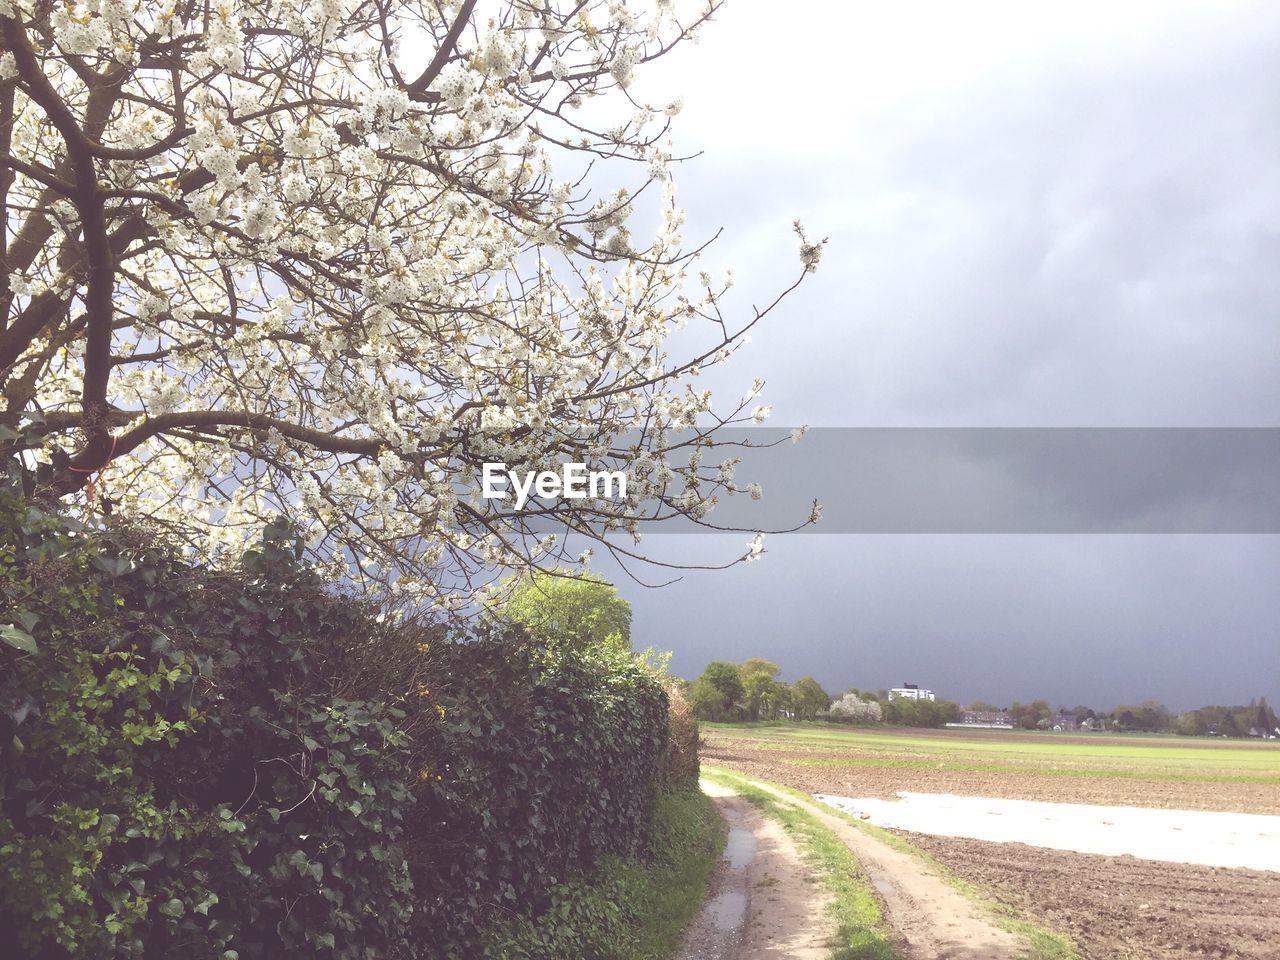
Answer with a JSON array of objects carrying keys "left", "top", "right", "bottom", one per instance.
[
  {"left": 1, "top": 0, "right": 818, "bottom": 599},
  {"left": 435, "top": 65, "right": 475, "bottom": 111},
  {"left": 205, "top": 2, "right": 246, "bottom": 72},
  {"left": 49, "top": 4, "right": 112, "bottom": 56},
  {"left": 794, "top": 220, "right": 827, "bottom": 274},
  {"left": 829, "top": 694, "right": 883, "bottom": 724},
  {"left": 8, "top": 271, "right": 32, "bottom": 296},
  {"left": 609, "top": 44, "right": 642, "bottom": 87},
  {"left": 360, "top": 87, "right": 412, "bottom": 127}
]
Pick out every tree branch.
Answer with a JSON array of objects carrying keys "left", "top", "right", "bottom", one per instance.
[{"left": 405, "top": 0, "right": 478, "bottom": 95}]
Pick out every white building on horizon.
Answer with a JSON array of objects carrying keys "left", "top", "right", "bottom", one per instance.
[{"left": 889, "top": 683, "right": 936, "bottom": 702}]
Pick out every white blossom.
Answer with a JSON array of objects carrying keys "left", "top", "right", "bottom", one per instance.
[
  {"left": 794, "top": 220, "right": 827, "bottom": 273},
  {"left": 0, "top": 0, "right": 816, "bottom": 600}
]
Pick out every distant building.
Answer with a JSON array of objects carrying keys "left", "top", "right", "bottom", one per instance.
[
  {"left": 1052, "top": 712, "right": 1080, "bottom": 732},
  {"left": 951, "top": 710, "right": 1014, "bottom": 729},
  {"left": 889, "top": 683, "right": 935, "bottom": 702}
]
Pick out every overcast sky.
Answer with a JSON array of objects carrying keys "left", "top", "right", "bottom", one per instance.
[{"left": 598, "top": 1, "right": 1280, "bottom": 711}]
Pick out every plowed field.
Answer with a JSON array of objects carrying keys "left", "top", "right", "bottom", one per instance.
[{"left": 702, "top": 723, "right": 1280, "bottom": 959}]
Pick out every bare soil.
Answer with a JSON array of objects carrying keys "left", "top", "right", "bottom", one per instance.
[
  {"left": 704, "top": 745, "right": 1280, "bottom": 814},
  {"left": 906, "top": 834, "right": 1280, "bottom": 960},
  {"left": 673, "top": 783, "right": 834, "bottom": 960},
  {"left": 741, "top": 810, "right": 833, "bottom": 959},
  {"left": 745, "top": 779, "right": 1023, "bottom": 960},
  {"left": 706, "top": 747, "right": 1280, "bottom": 960}
]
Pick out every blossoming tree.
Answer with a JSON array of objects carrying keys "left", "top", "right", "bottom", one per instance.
[{"left": 0, "top": 0, "right": 822, "bottom": 603}]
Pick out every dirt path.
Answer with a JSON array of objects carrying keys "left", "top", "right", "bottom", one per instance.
[
  {"left": 673, "top": 781, "right": 834, "bottom": 960},
  {"left": 739, "top": 778, "right": 1025, "bottom": 960}
]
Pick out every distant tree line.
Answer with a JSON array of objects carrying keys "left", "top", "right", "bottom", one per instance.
[
  {"left": 683, "top": 661, "right": 961, "bottom": 729},
  {"left": 1173, "top": 699, "right": 1278, "bottom": 737},
  {"left": 980, "top": 697, "right": 1278, "bottom": 737},
  {"left": 683, "top": 660, "right": 1278, "bottom": 738},
  {"left": 686, "top": 659, "right": 833, "bottom": 723}
]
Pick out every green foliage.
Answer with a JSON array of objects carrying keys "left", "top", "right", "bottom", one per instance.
[
  {"left": 1, "top": 427, "right": 676, "bottom": 959},
  {"left": 791, "top": 675, "right": 830, "bottom": 721},
  {"left": 881, "top": 696, "right": 960, "bottom": 728},
  {"left": 480, "top": 786, "right": 725, "bottom": 960},
  {"left": 1007, "top": 699, "right": 1055, "bottom": 730},
  {"left": 1176, "top": 698, "right": 1278, "bottom": 737},
  {"left": 0, "top": 466, "right": 417, "bottom": 957},
  {"left": 407, "top": 634, "right": 668, "bottom": 956},
  {"left": 655, "top": 680, "right": 700, "bottom": 789},
  {"left": 741, "top": 658, "right": 781, "bottom": 722},
  {"left": 492, "top": 569, "right": 633, "bottom": 651},
  {"left": 690, "top": 661, "right": 744, "bottom": 721}
]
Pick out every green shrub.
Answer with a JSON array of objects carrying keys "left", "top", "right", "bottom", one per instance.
[
  {"left": 480, "top": 786, "right": 725, "bottom": 960},
  {"left": 656, "top": 681, "right": 700, "bottom": 788},
  {"left": 404, "top": 633, "right": 668, "bottom": 957},
  {"left": 1, "top": 422, "right": 677, "bottom": 959},
  {"left": 1, "top": 469, "right": 417, "bottom": 957}
]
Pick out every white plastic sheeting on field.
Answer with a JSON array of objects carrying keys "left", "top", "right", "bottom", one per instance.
[{"left": 815, "top": 792, "right": 1280, "bottom": 871}]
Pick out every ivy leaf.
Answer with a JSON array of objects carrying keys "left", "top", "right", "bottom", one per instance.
[
  {"left": 90, "top": 555, "right": 133, "bottom": 577},
  {"left": 157, "top": 898, "right": 185, "bottom": 918},
  {"left": 0, "top": 624, "right": 37, "bottom": 654}
]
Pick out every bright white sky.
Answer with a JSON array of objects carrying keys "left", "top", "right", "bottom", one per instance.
[{"left": 631, "top": 0, "right": 1280, "bottom": 428}]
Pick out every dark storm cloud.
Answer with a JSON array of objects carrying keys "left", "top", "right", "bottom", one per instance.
[
  {"left": 604, "top": 2, "right": 1280, "bottom": 709},
  {"left": 618, "top": 428, "right": 1280, "bottom": 534},
  {"left": 608, "top": 534, "right": 1280, "bottom": 713},
  {"left": 657, "top": 2, "right": 1280, "bottom": 427}
]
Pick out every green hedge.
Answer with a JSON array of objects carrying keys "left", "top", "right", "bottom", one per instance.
[
  {"left": 408, "top": 637, "right": 668, "bottom": 957},
  {"left": 0, "top": 426, "right": 673, "bottom": 959},
  {"left": 481, "top": 786, "right": 725, "bottom": 960}
]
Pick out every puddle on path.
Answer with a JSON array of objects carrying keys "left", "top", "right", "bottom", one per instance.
[
  {"left": 723, "top": 822, "right": 758, "bottom": 869},
  {"left": 704, "top": 890, "right": 748, "bottom": 930}
]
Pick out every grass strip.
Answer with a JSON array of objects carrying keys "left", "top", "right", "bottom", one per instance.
[
  {"left": 479, "top": 785, "right": 727, "bottom": 960},
  {"left": 715, "top": 770, "right": 1080, "bottom": 960},
  {"left": 701, "top": 765, "right": 900, "bottom": 960}
]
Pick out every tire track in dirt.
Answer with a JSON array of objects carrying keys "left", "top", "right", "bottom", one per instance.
[
  {"left": 674, "top": 781, "right": 834, "bottom": 960},
  {"left": 738, "top": 778, "right": 1025, "bottom": 960}
]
